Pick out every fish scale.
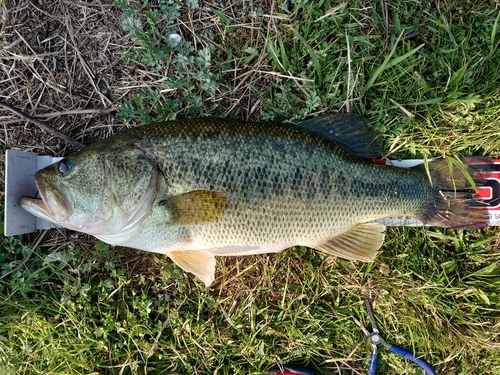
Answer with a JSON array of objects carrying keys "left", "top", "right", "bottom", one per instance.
[{"left": 20, "top": 114, "right": 493, "bottom": 286}]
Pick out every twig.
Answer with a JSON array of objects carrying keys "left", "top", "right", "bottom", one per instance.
[
  {"left": 0, "top": 102, "right": 86, "bottom": 149},
  {"left": 36, "top": 105, "right": 118, "bottom": 119}
]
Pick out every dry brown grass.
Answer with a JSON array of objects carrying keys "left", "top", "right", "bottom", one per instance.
[
  {"left": 0, "top": 0, "right": 153, "bottom": 267},
  {"left": 1, "top": 0, "right": 133, "bottom": 150},
  {"left": 0, "top": 1, "right": 130, "bottom": 195}
]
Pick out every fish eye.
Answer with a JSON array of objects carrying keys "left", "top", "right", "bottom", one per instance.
[{"left": 58, "top": 160, "right": 70, "bottom": 175}]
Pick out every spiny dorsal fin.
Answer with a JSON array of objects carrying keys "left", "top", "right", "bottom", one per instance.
[
  {"left": 160, "top": 190, "right": 227, "bottom": 225},
  {"left": 313, "top": 223, "right": 386, "bottom": 262},
  {"left": 169, "top": 250, "right": 216, "bottom": 287},
  {"left": 299, "top": 113, "right": 383, "bottom": 159}
]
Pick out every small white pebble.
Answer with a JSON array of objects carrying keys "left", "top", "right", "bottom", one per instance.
[{"left": 169, "top": 33, "right": 182, "bottom": 43}]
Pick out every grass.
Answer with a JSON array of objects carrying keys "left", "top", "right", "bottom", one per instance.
[{"left": 1, "top": 0, "right": 500, "bottom": 374}]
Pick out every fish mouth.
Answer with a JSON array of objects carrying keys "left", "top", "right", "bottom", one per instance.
[{"left": 20, "top": 173, "right": 72, "bottom": 223}]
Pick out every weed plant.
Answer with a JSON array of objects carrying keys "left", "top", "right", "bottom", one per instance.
[{"left": 1, "top": 1, "right": 500, "bottom": 374}]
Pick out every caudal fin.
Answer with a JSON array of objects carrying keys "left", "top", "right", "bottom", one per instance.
[{"left": 419, "top": 157, "right": 495, "bottom": 229}]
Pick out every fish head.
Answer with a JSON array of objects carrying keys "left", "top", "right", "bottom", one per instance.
[{"left": 20, "top": 141, "right": 159, "bottom": 238}]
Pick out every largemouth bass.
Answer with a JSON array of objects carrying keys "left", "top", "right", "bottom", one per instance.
[{"left": 20, "top": 113, "right": 492, "bottom": 286}]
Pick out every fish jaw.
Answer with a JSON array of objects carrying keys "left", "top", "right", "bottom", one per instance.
[
  {"left": 20, "top": 196, "right": 53, "bottom": 223},
  {"left": 20, "top": 172, "right": 72, "bottom": 225}
]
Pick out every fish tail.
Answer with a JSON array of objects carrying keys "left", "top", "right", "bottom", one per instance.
[{"left": 418, "top": 157, "right": 495, "bottom": 229}]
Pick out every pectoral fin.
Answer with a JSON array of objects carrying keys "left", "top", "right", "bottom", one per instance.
[
  {"left": 313, "top": 223, "right": 386, "bottom": 262},
  {"left": 160, "top": 190, "right": 227, "bottom": 225},
  {"left": 169, "top": 250, "right": 216, "bottom": 287}
]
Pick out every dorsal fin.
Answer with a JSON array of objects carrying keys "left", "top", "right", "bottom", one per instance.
[{"left": 298, "top": 113, "right": 383, "bottom": 159}]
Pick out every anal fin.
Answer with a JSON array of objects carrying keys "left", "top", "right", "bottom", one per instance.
[
  {"left": 169, "top": 250, "right": 216, "bottom": 287},
  {"left": 313, "top": 223, "right": 386, "bottom": 262}
]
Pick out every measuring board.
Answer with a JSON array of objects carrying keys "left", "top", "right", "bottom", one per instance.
[{"left": 4, "top": 150, "right": 500, "bottom": 236}]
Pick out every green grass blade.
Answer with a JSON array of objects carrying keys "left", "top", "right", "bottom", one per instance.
[
  {"left": 490, "top": 11, "right": 500, "bottom": 58},
  {"left": 289, "top": 26, "right": 323, "bottom": 86},
  {"left": 278, "top": 37, "right": 290, "bottom": 71},
  {"left": 451, "top": 156, "right": 478, "bottom": 192},
  {"left": 382, "top": 44, "right": 424, "bottom": 71},
  {"left": 365, "top": 30, "right": 404, "bottom": 91},
  {"left": 366, "top": 32, "right": 424, "bottom": 91}
]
